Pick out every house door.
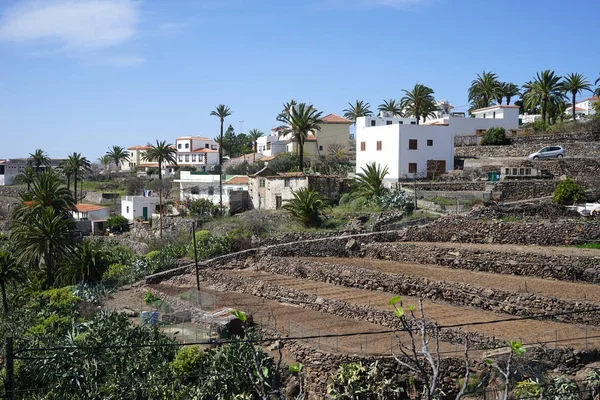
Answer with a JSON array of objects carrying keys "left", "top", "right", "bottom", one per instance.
[
  {"left": 142, "top": 207, "right": 148, "bottom": 221},
  {"left": 275, "top": 196, "right": 282, "bottom": 209}
]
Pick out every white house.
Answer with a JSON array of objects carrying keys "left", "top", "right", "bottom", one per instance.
[
  {"left": 520, "top": 114, "right": 542, "bottom": 125},
  {"left": 0, "top": 159, "right": 28, "bottom": 186},
  {"left": 122, "top": 145, "right": 150, "bottom": 172},
  {"left": 72, "top": 204, "right": 110, "bottom": 221},
  {"left": 176, "top": 136, "right": 220, "bottom": 172},
  {"left": 566, "top": 96, "right": 598, "bottom": 118},
  {"left": 175, "top": 171, "right": 248, "bottom": 206},
  {"left": 355, "top": 105, "right": 520, "bottom": 181},
  {"left": 256, "top": 130, "right": 287, "bottom": 157},
  {"left": 121, "top": 195, "right": 158, "bottom": 222}
]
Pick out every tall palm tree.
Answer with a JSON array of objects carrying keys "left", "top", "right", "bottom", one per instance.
[
  {"left": 28, "top": 149, "right": 51, "bottom": 173},
  {"left": 468, "top": 72, "right": 502, "bottom": 109},
  {"left": 105, "top": 145, "right": 129, "bottom": 172},
  {"left": 14, "top": 166, "right": 36, "bottom": 190},
  {"left": 400, "top": 84, "right": 437, "bottom": 125},
  {"left": 98, "top": 155, "right": 112, "bottom": 172},
  {"left": 562, "top": 73, "right": 592, "bottom": 121},
  {"left": 58, "top": 159, "right": 74, "bottom": 191},
  {"left": 0, "top": 249, "right": 21, "bottom": 314},
  {"left": 522, "top": 70, "right": 565, "bottom": 124},
  {"left": 277, "top": 99, "right": 298, "bottom": 122},
  {"left": 502, "top": 82, "right": 521, "bottom": 105},
  {"left": 143, "top": 140, "right": 177, "bottom": 239},
  {"left": 378, "top": 99, "right": 403, "bottom": 117},
  {"left": 277, "top": 102, "right": 323, "bottom": 171},
  {"left": 13, "top": 169, "right": 76, "bottom": 220},
  {"left": 247, "top": 129, "right": 264, "bottom": 162},
  {"left": 343, "top": 100, "right": 373, "bottom": 122},
  {"left": 64, "top": 152, "right": 91, "bottom": 202},
  {"left": 12, "top": 206, "right": 76, "bottom": 288},
  {"left": 210, "top": 104, "right": 233, "bottom": 212}
]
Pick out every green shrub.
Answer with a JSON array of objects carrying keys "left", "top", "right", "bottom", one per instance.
[
  {"left": 349, "top": 196, "right": 370, "bottom": 210},
  {"left": 338, "top": 193, "right": 354, "bottom": 206},
  {"left": 187, "top": 230, "right": 232, "bottom": 260},
  {"left": 283, "top": 188, "right": 328, "bottom": 228},
  {"left": 171, "top": 345, "right": 208, "bottom": 382},
  {"left": 226, "top": 227, "right": 253, "bottom": 252},
  {"left": 106, "top": 215, "right": 130, "bottom": 232},
  {"left": 377, "top": 190, "right": 414, "bottom": 214},
  {"left": 531, "top": 119, "right": 549, "bottom": 132},
  {"left": 553, "top": 178, "right": 586, "bottom": 204},
  {"left": 480, "top": 127, "right": 510, "bottom": 146},
  {"left": 327, "top": 361, "right": 404, "bottom": 399},
  {"left": 102, "top": 263, "right": 134, "bottom": 286},
  {"left": 188, "top": 198, "right": 220, "bottom": 220}
]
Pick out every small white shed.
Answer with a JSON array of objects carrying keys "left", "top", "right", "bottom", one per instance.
[{"left": 121, "top": 196, "right": 158, "bottom": 222}]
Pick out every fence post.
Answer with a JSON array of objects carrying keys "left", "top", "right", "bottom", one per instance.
[
  {"left": 390, "top": 335, "right": 393, "bottom": 355},
  {"left": 5, "top": 337, "right": 14, "bottom": 400},
  {"left": 555, "top": 330, "right": 558, "bottom": 351},
  {"left": 585, "top": 328, "right": 588, "bottom": 351}
]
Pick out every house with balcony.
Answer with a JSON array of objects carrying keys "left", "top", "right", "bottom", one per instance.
[
  {"left": 355, "top": 105, "right": 520, "bottom": 182},
  {"left": 121, "top": 145, "right": 151, "bottom": 172},
  {"left": 565, "top": 96, "right": 598, "bottom": 118},
  {"left": 176, "top": 136, "right": 220, "bottom": 172}
]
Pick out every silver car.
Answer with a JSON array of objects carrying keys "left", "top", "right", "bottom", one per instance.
[{"left": 528, "top": 146, "right": 565, "bottom": 160}]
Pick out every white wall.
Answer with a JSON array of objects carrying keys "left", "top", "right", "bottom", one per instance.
[
  {"left": 264, "top": 177, "right": 308, "bottom": 209},
  {"left": 356, "top": 120, "right": 401, "bottom": 181},
  {"left": 121, "top": 196, "right": 157, "bottom": 222},
  {"left": 72, "top": 208, "right": 110, "bottom": 221}
]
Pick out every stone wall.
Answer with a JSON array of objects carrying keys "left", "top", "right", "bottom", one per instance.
[
  {"left": 410, "top": 182, "right": 487, "bottom": 192},
  {"left": 401, "top": 216, "right": 600, "bottom": 246},
  {"left": 455, "top": 141, "right": 600, "bottom": 158},
  {"left": 493, "top": 180, "right": 558, "bottom": 201},
  {"left": 0, "top": 186, "right": 24, "bottom": 197},
  {"left": 362, "top": 242, "right": 600, "bottom": 284},
  {"left": 245, "top": 257, "right": 600, "bottom": 326}
]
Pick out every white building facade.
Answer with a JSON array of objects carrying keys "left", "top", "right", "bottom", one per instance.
[
  {"left": 256, "top": 131, "right": 287, "bottom": 157},
  {"left": 121, "top": 195, "right": 158, "bottom": 222},
  {"left": 566, "top": 96, "right": 598, "bottom": 118},
  {"left": 355, "top": 105, "right": 520, "bottom": 181},
  {"left": 122, "top": 145, "right": 150, "bottom": 172},
  {"left": 175, "top": 171, "right": 247, "bottom": 206},
  {"left": 176, "top": 136, "right": 220, "bottom": 172}
]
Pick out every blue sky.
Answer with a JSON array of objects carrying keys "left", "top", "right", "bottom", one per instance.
[{"left": 1, "top": 0, "right": 599, "bottom": 161}]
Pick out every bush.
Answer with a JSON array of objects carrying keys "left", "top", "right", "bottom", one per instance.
[
  {"left": 327, "top": 361, "right": 404, "bottom": 399},
  {"left": 226, "top": 227, "right": 253, "bottom": 252},
  {"left": 188, "top": 198, "right": 220, "bottom": 220},
  {"left": 553, "top": 178, "right": 585, "bottom": 204},
  {"left": 480, "top": 127, "right": 510, "bottom": 146},
  {"left": 268, "top": 153, "right": 300, "bottom": 173},
  {"left": 187, "top": 230, "right": 232, "bottom": 260},
  {"left": 283, "top": 188, "right": 328, "bottom": 228},
  {"left": 171, "top": 345, "right": 208, "bottom": 383},
  {"left": 106, "top": 215, "right": 130, "bottom": 232},
  {"left": 102, "top": 263, "right": 134, "bottom": 286},
  {"left": 377, "top": 190, "right": 414, "bottom": 214}
]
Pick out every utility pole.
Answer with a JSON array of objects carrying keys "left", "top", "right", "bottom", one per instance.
[
  {"left": 192, "top": 221, "right": 200, "bottom": 291},
  {"left": 5, "top": 337, "right": 14, "bottom": 400}
]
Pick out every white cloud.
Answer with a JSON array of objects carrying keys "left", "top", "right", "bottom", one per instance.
[{"left": 0, "top": 0, "right": 140, "bottom": 49}]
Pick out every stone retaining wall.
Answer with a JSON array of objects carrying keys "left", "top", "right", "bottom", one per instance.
[
  {"left": 455, "top": 141, "right": 600, "bottom": 158},
  {"left": 248, "top": 257, "right": 600, "bottom": 326},
  {"left": 401, "top": 216, "right": 600, "bottom": 246},
  {"left": 362, "top": 242, "right": 600, "bottom": 284}
]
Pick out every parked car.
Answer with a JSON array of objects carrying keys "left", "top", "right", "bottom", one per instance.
[{"left": 528, "top": 146, "right": 565, "bottom": 160}]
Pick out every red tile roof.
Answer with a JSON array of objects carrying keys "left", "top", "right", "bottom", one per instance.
[
  {"left": 191, "top": 148, "right": 218, "bottom": 153},
  {"left": 225, "top": 176, "right": 249, "bottom": 185},
  {"left": 582, "top": 96, "right": 599, "bottom": 102},
  {"left": 127, "top": 145, "right": 150, "bottom": 150},
  {"left": 75, "top": 204, "right": 106, "bottom": 212},
  {"left": 261, "top": 155, "right": 276, "bottom": 161},
  {"left": 321, "top": 113, "right": 352, "bottom": 124}
]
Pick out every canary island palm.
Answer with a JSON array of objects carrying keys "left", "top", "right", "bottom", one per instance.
[
  {"left": 562, "top": 73, "right": 592, "bottom": 121},
  {"left": 468, "top": 71, "right": 502, "bottom": 109},
  {"left": 283, "top": 187, "right": 328, "bottom": 228},
  {"left": 28, "top": 149, "right": 51, "bottom": 173},
  {"left": 343, "top": 100, "right": 373, "bottom": 122},
  {"left": 277, "top": 102, "right": 323, "bottom": 171},
  {"left": 502, "top": 82, "right": 521, "bottom": 105},
  {"left": 354, "top": 162, "right": 389, "bottom": 199},
  {"left": 105, "top": 145, "right": 129, "bottom": 171},
  {"left": 247, "top": 129, "right": 264, "bottom": 162},
  {"left": 523, "top": 70, "right": 565, "bottom": 124},
  {"left": 401, "top": 84, "right": 437, "bottom": 124},
  {"left": 210, "top": 104, "right": 233, "bottom": 212},
  {"left": 0, "top": 249, "right": 21, "bottom": 313},
  {"left": 378, "top": 99, "right": 404, "bottom": 117}
]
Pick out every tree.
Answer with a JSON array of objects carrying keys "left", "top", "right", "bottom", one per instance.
[
  {"left": 98, "top": 155, "right": 112, "bottom": 171},
  {"left": 378, "top": 99, "right": 403, "bottom": 117},
  {"left": 502, "top": 82, "right": 521, "bottom": 105},
  {"left": 277, "top": 102, "right": 323, "bottom": 170},
  {"left": 553, "top": 178, "right": 585, "bottom": 204},
  {"left": 562, "top": 73, "right": 592, "bottom": 121},
  {"left": 354, "top": 162, "right": 389, "bottom": 198},
  {"left": 400, "top": 84, "right": 437, "bottom": 124},
  {"left": 28, "top": 148, "right": 51, "bottom": 173},
  {"left": 13, "top": 169, "right": 76, "bottom": 220},
  {"left": 522, "top": 70, "right": 565, "bottom": 124},
  {"left": 343, "top": 100, "right": 373, "bottom": 122},
  {"left": 468, "top": 71, "right": 502, "bottom": 110},
  {"left": 105, "top": 145, "right": 129, "bottom": 171},
  {"left": 143, "top": 140, "right": 177, "bottom": 239},
  {"left": 283, "top": 188, "right": 328, "bottom": 228},
  {"left": 222, "top": 124, "right": 237, "bottom": 157},
  {"left": 13, "top": 166, "right": 36, "bottom": 190},
  {"left": 210, "top": 104, "right": 233, "bottom": 212},
  {"left": 480, "top": 127, "right": 509, "bottom": 146},
  {"left": 0, "top": 249, "right": 21, "bottom": 314},
  {"left": 247, "top": 129, "right": 264, "bottom": 162},
  {"left": 65, "top": 152, "right": 91, "bottom": 202}
]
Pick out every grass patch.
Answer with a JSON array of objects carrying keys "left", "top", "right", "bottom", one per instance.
[
  {"left": 574, "top": 242, "right": 600, "bottom": 249},
  {"left": 500, "top": 216, "right": 522, "bottom": 223}
]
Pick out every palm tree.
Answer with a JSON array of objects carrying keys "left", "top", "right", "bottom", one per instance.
[
  {"left": 58, "top": 239, "right": 107, "bottom": 285},
  {"left": 14, "top": 166, "right": 36, "bottom": 190},
  {"left": 468, "top": 72, "right": 502, "bottom": 109},
  {"left": 522, "top": 70, "right": 565, "bottom": 124},
  {"left": 354, "top": 162, "right": 389, "bottom": 198},
  {"left": 28, "top": 149, "right": 51, "bottom": 173},
  {"left": 378, "top": 99, "right": 403, "bottom": 117},
  {"left": 400, "top": 84, "right": 437, "bottom": 124},
  {"left": 247, "top": 129, "right": 264, "bottom": 162},
  {"left": 0, "top": 250, "right": 21, "bottom": 313},
  {"left": 277, "top": 102, "right": 323, "bottom": 171},
  {"left": 143, "top": 140, "right": 177, "bottom": 239},
  {"left": 58, "top": 159, "right": 74, "bottom": 191},
  {"left": 13, "top": 169, "right": 76, "bottom": 220},
  {"left": 277, "top": 99, "right": 297, "bottom": 122},
  {"left": 343, "top": 100, "right": 373, "bottom": 122},
  {"left": 210, "top": 104, "right": 233, "bottom": 212},
  {"left": 105, "top": 145, "right": 129, "bottom": 172},
  {"left": 98, "top": 155, "right": 112, "bottom": 172},
  {"left": 12, "top": 206, "right": 76, "bottom": 288},
  {"left": 502, "top": 82, "right": 521, "bottom": 105},
  {"left": 562, "top": 73, "right": 592, "bottom": 121},
  {"left": 283, "top": 188, "right": 327, "bottom": 228},
  {"left": 64, "top": 152, "right": 91, "bottom": 202}
]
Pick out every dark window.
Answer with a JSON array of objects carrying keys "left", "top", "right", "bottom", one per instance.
[
  {"left": 177, "top": 144, "right": 182, "bottom": 149},
  {"left": 410, "top": 121, "right": 416, "bottom": 125},
  {"left": 208, "top": 187, "right": 214, "bottom": 195},
  {"left": 399, "top": 121, "right": 403, "bottom": 124},
  {"left": 376, "top": 141, "right": 382, "bottom": 151},
  {"left": 260, "top": 179, "right": 265, "bottom": 187},
  {"left": 386, "top": 120, "right": 392, "bottom": 125},
  {"left": 319, "top": 145, "right": 323, "bottom": 151},
  {"left": 427, "top": 139, "right": 433, "bottom": 146},
  {"left": 284, "top": 179, "right": 290, "bottom": 188},
  {"left": 409, "top": 139, "right": 418, "bottom": 150},
  {"left": 185, "top": 143, "right": 189, "bottom": 149},
  {"left": 408, "top": 163, "right": 417, "bottom": 173},
  {"left": 370, "top": 120, "right": 376, "bottom": 127},
  {"left": 493, "top": 112, "right": 496, "bottom": 118},
  {"left": 360, "top": 142, "right": 366, "bottom": 151},
  {"left": 205, "top": 144, "right": 209, "bottom": 148}
]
